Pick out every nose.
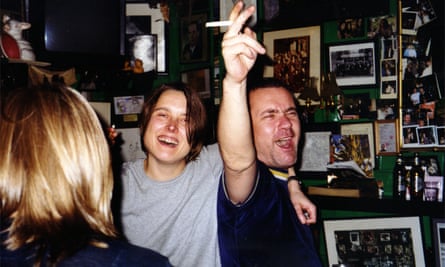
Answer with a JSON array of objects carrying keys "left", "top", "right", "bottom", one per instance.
[
  {"left": 278, "top": 113, "right": 292, "bottom": 128},
  {"left": 166, "top": 118, "right": 179, "bottom": 132}
]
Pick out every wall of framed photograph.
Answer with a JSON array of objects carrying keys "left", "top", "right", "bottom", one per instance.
[
  {"left": 398, "top": 0, "right": 444, "bottom": 150},
  {"left": 323, "top": 216, "right": 425, "bottom": 267},
  {"left": 263, "top": 26, "right": 321, "bottom": 93}
]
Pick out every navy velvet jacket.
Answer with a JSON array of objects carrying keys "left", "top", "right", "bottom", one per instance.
[
  {"left": 1, "top": 231, "right": 172, "bottom": 267},
  {"left": 217, "top": 162, "right": 323, "bottom": 267}
]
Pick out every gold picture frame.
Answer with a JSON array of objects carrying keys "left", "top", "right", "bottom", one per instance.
[{"left": 374, "top": 119, "right": 399, "bottom": 155}]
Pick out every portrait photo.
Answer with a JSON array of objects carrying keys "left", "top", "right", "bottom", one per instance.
[{"left": 180, "top": 13, "right": 208, "bottom": 63}]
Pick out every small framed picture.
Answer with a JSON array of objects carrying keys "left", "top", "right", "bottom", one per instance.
[
  {"left": 374, "top": 119, "right": 399, "bottom": 155},
  {"left": 402, "top": 125, "right": 419, "bottom": 147},
  {"left": 323, "top": 216, "right": 425, "bottom": 267},
  {"left": 181, "top": 68, "right": 211, "bottom": 99},
  {"left": 417, "top": 126, "right": 437, "bottom": 146},
  {"left": 437, "top": 126, "right": 445, "bottom": 146},
  {"left": 180, "top": 13, "right": 208, "bottom": 63}
]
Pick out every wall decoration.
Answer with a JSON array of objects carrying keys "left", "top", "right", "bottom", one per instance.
[
  {"left": 433, "top": 218, "right": 445, "bottom": 267},
  {"left": 340, "top": 122, "right": 375, "bottom": 172},
  {"left": 263, "top": 26, "right": 321, "bottom": 93},
  {"left": 336, "top": 18, "right": 365, "bottom": 39},
  {"left": 180, "top": 13, "right": 208, "bottom": 63},
  {"left": 299, "top": 131, "right": 331, "bottom": 172},
  {"left": 126, "top": 3, "right": 168, "bottom": 74},
  {"left": 181, "top": 68, "right": 210, "bottom": 99},
  {"left": 328, "top": 41, "right": 377, "bottom": 88},
  {"left": 374, "top": 119, "right": 399, "bottom": 155},
  {"left": 323, "top": 216, "right": 425, "bottom": 267}
]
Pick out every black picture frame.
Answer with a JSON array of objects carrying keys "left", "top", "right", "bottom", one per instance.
[
  {"left": 180, "top": 13, "right": 208, "bottom": 64},
  {"left": 327, "top": 40, "right": 378, "bottom": 88}
]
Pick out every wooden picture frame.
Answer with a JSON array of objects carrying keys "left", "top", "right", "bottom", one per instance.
[
  {"left": 323, "top": 216, "right": 425, "bottom": 267},
  {"left": 126, "top": 3, "right": 168, "bottom": 74},
  {"left": 374, "top": 119, "right": 399, "bottom": 155},
  {"left": 432, "top": 218, "right": 445, "bottom": 267},
  {"left": 181, "top": 68, "right": 211, "bottom": 99},
  {"left": 263, "top": 26, "right": 321, "bottom": 93},
  {"left": 328, "top": 41, "right": 377, "bottom": 88},
  {"left": 180, "top": 13, "right": 208, "bottom": 63}
]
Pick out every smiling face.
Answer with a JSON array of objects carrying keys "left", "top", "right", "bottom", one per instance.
[
  {"left": 249, "top": 87, "right": 300, "bottom": 169},
  {"left": 143, "top": 89, "right": 191, "bottom": 168}
]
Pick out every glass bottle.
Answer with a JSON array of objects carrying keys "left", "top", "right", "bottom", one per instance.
[
  {"left": 393, "top": 154, "right": 406, "bottom": 200},
  {"left": 410, "top": 152, "right": 424, "bottom": 201}
]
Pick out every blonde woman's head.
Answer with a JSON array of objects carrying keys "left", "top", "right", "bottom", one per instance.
[{"left": 0, "top": 84, "right": 116, "bottom": 262}]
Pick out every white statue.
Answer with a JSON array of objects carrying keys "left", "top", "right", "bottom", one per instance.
[{"left": 2, "top": 15, "right": 36, "bottom": 61}]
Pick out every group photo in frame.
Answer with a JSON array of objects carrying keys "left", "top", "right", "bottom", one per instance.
[
  {"left": 323, "top": 216, "right": 425, "bottom": 267},
  {"left": 180, "top": 13, "right": 208, "bottom": 63},
  {"left": 126, "top": 3, "right": 168, "bottom": 74},
  {"left": 263, "top": 26, "right": 321, "bottom": 93},
  {"left": 327, "top": 41, "right": 377, "bottom": 87}
]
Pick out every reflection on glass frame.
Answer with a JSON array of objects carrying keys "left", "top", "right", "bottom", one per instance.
[
  {"left": 432, "top": 218, "right": 445, "bottom": 267},
  {"left": 328, "top": 41, "right": 377, "bottom": 87},
  {"left": 374, "top": 119, "right": 399, "bottom": 155},
  {"left": 323, "top": 216, "right": 425, "bottom": 267}
]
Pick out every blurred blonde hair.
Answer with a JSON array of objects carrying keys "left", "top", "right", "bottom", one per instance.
[{"left": 0, "top": 84, "right": 116, "bottom": 263}]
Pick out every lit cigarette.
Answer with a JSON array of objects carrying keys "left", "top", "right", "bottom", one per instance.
[{"left": 205, "top": 21, "right": 233, "bottom": 27}]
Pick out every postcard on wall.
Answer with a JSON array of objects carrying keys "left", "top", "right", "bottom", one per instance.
[{"left": 300, "top": 131, "right": 331, "bottom": 172}]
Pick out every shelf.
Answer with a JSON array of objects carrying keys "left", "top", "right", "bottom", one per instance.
[{"left": 310, "top": 195, "right": 445, "bottom": 217}]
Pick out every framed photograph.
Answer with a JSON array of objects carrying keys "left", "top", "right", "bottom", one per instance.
[
  {"left": 380, "top": 78, "right": 397, "bottom": 99},
  {"left": 424, "top": 175, "right": 444, "bottom": 202},
  {"left": 181, "top": 68, "right": 211, "bottom": 99},
  {"left": 341, "top": 122, "right": 375, "bottom": 169},
  {"left": 417, "top": 126, "right": 437, "bottom": 146},
  {"left": 376, "top": 99, "right": 397, "bottom": 120},
  {"left": 328, "top": 41, "right": 377, "bottom": 87},
  {"left": 126, "top": 3, "right": 168, "bottom": 74},
  {"left": 263, "top": 26, "right": 321, "bottom": 93},
  {"left": 432, "top": 218, "right": 445, "bottom": 267},
  {"left": 180, "top": 13, "right": 208, "bottom": 63},
  {"left": 342, "top": 93, "right": 371, "bottom": 119},
  {"left": 374, "top": 120, "right": 399, "bottom": 155},
  {"left": 402, "top": 125, "right": 420, "bottom": 147},
  {"left": 323, "top": 216, "right": 425, "bottom": 267}
]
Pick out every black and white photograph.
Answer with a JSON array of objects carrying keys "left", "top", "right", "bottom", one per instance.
[
  {"left": 328, "top": 41, "right": 377, "bottom": 87},
  {"left": 433, "top": 218, "right": 445, "bottom": 267}
]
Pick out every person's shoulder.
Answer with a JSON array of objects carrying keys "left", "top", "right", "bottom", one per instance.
[
  {"left": 61, "top": 240, "right": 172, "bottom": 267},
  {"left": 110, "top": 240, "right": 172, "bottom": 266}
]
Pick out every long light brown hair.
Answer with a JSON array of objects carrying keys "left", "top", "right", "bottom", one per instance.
[{"left": 0, "top": 84, "right": 116, "bottom": 265}]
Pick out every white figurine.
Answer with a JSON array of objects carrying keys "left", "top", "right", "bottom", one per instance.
[{"left": 2, "top": 15, "right": 36, "bottom": 61}]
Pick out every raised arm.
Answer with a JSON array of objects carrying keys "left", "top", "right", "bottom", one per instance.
[{"left": 217, "top": 2, "right": 266, "bottom": 204}]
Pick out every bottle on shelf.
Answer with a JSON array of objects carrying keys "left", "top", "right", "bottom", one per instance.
[
  {"left": 410, "top": 152, "right": 425, "bottom": 201},
  {"left": 393, "top": 153, "right": 406, "bottom": 200}
]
